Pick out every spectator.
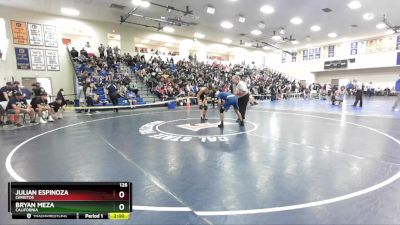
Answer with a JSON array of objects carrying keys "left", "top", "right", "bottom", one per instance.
[
  {"left": 12, "top": 81, "right": 21, "bottom": 96},
  {"left": 332, "top": 86, "right": 347, "bottom": 106},
  {"left": 0, "top": 82, "right": 14, "bottom": 126},
  {"left": 20, "top": 85, "right": 32, "bottom": 99},
  {"left": 85, "top": 83, "right": 97, "bottom": 115},
  {"left": 106, "top": 46, "right": 113, "bottom": 57},
  {"left": 1, "top": 82, "right": 13, "bottom": 102},
  {"left": 353, "top": 79, "right": 363, "bottom": 107},
  {"left": 5, "top": 92, "right": 36, "bottom": 127},
  {"left": 32, "top": 82, "right": 45, "bottom": 98},
  {"left": 56, "top": 89, "right": 66, "bottom": 106},
  {"left": 98, "top": 44, "right": 105, "bottom": 58},
  {"left": 106, "top": 82, "right": 119, "bottom": 112},
  {"left": 49, "top": 98, "right": 64, "bottom": 119},
  {"left": 80, "top": 47, "right": 88, "bottom": 58},
  {"left": 392, "top": 74, "right": 400, "bottom": 111},
  {"left": 70, "top": 47, "right": 79, "bottom": 58},
  {"left": 31, "top": 93, "right": 55, "bottom": 124}
]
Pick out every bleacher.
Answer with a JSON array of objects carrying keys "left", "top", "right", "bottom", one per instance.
[{"left": 68, "top": 48, "right": 149, "bottom": 109}]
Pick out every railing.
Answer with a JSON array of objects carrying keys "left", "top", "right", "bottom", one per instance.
[{"left": 66, "top": 47, "right": 79, "bottom": 99}]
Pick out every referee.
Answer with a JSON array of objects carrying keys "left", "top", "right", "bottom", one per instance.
[{"left": 231, "top": 75, "right": 250, "bottom": 121}]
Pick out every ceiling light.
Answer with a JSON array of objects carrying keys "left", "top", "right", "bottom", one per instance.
[
  {"left": 223, "top": 38, "right": 232, "bottom": 44},
  {"left": 238, "top": 15, "right": 246, "bottom": 23},
  {"left": 221, "top": 21, "right": 233, "bottom": 29},
  {"left": 348, "top": 1, "right": 362, "bottom": 9},
  {"left": 260, "top": 5, "right": 275, "bottom": 14},
  {"left": 132, "top": 0, "right": 150, "bottom": 8},
  {"left": 258, "top": 22, "right": 266, "bottom": 29},
  {"left": 206, "top": 6, "right": 215, "bottom": 14},
  {"left": 328, "top": 32, "right": 338, "bottom": 38},
  {"left": 290, "top": 17, "right": 303, "bottom": 25},
  {"left": 263, "top": 46, "right": 271, "bottom": 50},
  {"left": 385, "top": 29, "right": 395, "bottom": 35},
  {"left": 376, "top": 23, "right": 387, "bottom": 29},
  {"left": 251, "top": 29, "right": 262, "bottom": 36},
  {"left": 244, "top": 42, "right": 252, "bottom": 47},
  {"left": 291, "top": 40, "right": 300, "bottom": 45},
  {"left": 61, "top": 8, "right": 80, "bottom": 16},
  {"left": 194, "top": 32, "right": 205, "bottom": 39},
  {"left": 142, "top": 39, "right": 150, "bottom": 43},
  {"left": 310, "top": 25, "right": 321, "bottom": 32},
  {"left": 272, "top": 35, "right": 282, "bottom": 41},
  {"left": 163, "top": 26, "right": 175, "bottom": 33},
  {"left": 363, "top": 13, "right": 374, "bottom": 21}
]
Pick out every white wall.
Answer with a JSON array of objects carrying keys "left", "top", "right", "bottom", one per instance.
[
  {"left": 265, "top": 35, "right": 400, "bottom": 85},
  {"left": 315, "top": 67, "right": 400, "bottom": 89},
  {"left": 265, "top": 51, "right": 317, "bottom": 83}
]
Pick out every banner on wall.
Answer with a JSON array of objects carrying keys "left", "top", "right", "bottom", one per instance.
[
  {"left": 328, "top": 45, "right": 335, "bottom": 58},
  {"left": 315, "top": 48, "right": 321, "bottom": 59},
  {"left": 397, "top": 52, "right": 400, "bottom": 65},
  {"left": 30, "top": 49, "right": 46, "bottom": 71},
  {"left": 350, "top": 42, "right": 358, "bottom": 55},
  {"left": 28, "top": 23, "right": 44, "bottom": 46},
  {"left": 383, "top": 36, "right": 396, "bottom": 52},
  {"left": 358, "top": 41, "right": 367, "bottom": 54},
  {"left": 291, "top": 52, "right": 297, "bottom": 62},
  {"left": 45, "top": 50, "right": 60, "bottom": 71},
  {"left": 43, "top": 25, "right": 58, "bottom": 48},
  {"left": 15, "top": 47, "right": 30, "bottom": 70},
  {"left": 308, "top": 49, "right": 315, "bottom": 60},
  {"left": 303, "top": 50, "right": 308, "bottom": 61},
  {"left": 367, "top": 39, "right": 377, "bottom": 53},
  {"left": 396, "top": 35, "right": 400, "bottom": 50},
  {"left": 11, "top": 20, "right": 29, "bottom": 45}
]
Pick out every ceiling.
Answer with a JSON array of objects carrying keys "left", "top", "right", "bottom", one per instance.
[{"left": 0, "top": 0, "right": 399, "bottom": 50}]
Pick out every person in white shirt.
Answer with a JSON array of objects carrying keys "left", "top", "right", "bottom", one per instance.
[{"left": 231, "top": 75, "right": 250, "bottom": 121}]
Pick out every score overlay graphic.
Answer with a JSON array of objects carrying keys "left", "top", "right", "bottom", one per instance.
[{"left": 8, "top": 182, "right": 132, "bottom": 220}]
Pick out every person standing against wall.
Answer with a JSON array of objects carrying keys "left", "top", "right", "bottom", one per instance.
[
  {"left": 392, "top": 74, "right": 400, "bottom": 111},
  {"left": 353, "top": 79, "right": 363, "bottom": 107},
  {"left": 98, "top": 44, "right": 105, "bottom": 58},
  {"left": 232, "top": 75, "right": 249, "bottom": 121}
]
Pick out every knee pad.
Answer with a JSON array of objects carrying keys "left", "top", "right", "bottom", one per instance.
[
  {"left": 220, "top": 108, "right": 225, "bottom": 114},
  {"left": 199, "top": 105, "right": 204, "bottom": 110},
  {"left": 204, "top": 105, "right": 208, "bottom": 111}
]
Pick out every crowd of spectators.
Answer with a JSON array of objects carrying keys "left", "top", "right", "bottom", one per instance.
[
  {"left": 0, "top": 81, "right": 66, "bottom": 127},
  {"left": 69, "top": 44, "right": 399, "bottom": 112}
]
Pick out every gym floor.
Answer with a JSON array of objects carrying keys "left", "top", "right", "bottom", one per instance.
[{"left": 1, "top": 97, "right": 400, "bottom": 225}]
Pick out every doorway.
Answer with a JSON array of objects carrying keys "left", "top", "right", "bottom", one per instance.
[{"left": 22, "top": 77, "right": 53, "bottom": 96}]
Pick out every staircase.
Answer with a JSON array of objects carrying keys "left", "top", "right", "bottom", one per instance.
[{"left": 124, "top": 65, "right": 162, "bottom": 104}]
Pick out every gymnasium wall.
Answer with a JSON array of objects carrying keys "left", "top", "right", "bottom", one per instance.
[
  {"left": 315, "top": 67, "right": 400, "bottom": 89},
  {"left": 0, "top": 6, "right": 273, "bottom": 96},
  {"left": 265, "top": 35, "right": 400, "bottom": 86}
]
